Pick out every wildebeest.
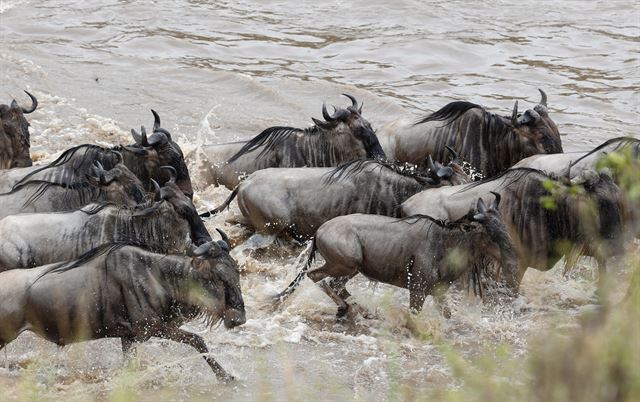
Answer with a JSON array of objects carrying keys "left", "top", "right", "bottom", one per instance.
[
  {"left": 276, "top": 196, "right": 516, "bottom": 317},
  {"left": 514, "top": 137, "right": 640, "bottom": 177},
  {"left": 127, "top": 110, "right": 194, "bottom": 198},
  {"left": 1, "top": 112, "right": 193, "bottom": 198},
  {"left": 0, "top": 91, "right": 37, "bottom": 169},
  {"left": 190, "top": 94, "right": 386, "bottom": 189},
  {"left": 0, "top": 161, "right": 146, "bottom": 219},
  {"left": 0, "top": 240, "right": 245, "bottom": 382},
  {"left": 0, "top": 172, "right": 213, "bottom": 271},
  {"left": 376, "top": 90, "right": 562, "bottom": 177},
  {"left": 401, "top": 168, "right": 627, "bottom": 293},
  {"left": 206, "top": 149, "right": 470, "bottom": 239}
]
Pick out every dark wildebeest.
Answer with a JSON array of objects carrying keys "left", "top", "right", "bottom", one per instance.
[
  {"left": 1, "top": 110, "right": 193, "bottom": 198},
  {"left": 191, "top": 94, "right": 386, "bottom": 189},
  {"left": 276, "top": 196, "right": 516, "bottom": 318},
  {"left": 0, "top": 172, "right": 214, "bottom": 271},
  {"left": 0, "top": 240, "right": 245, "bottom": 382},
  {"left": 377, "top": 90, "right": 562, "bottom": 177},
  {"left": 205, "top": 149, "right": 470, "bottom": 239},
  {"left": 0, "top": 161, "right": 146, "bottom": 219},
  {"left": 401, "top": 168, "right": 627, "bottom": 294},
  {"left": 0, "top": 91, "right": 37, "bottom": 169},
  {"left": 515, "top": 137, "right": 640, "bottom": 239}
]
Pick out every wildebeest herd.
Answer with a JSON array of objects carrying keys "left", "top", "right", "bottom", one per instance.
[{"left": 0, "top": 90, "right": 637, "bottom": 382}]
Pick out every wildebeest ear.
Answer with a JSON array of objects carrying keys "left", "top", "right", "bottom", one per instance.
[
  {"left": 132, "top": 202, "right": 162, "bottom": 218},
  {"left": 10, "top": 99, "right": 18, "bottom": 109},
  {"left": 476, "top": 198, "right": 488, "bottom": 213},
  {"left": 131, "top": 128, "right": 143, "bottom": 145},
  {"left": 312, "top": 117, "right": 333, "bottom": 129},
  {"left": 123, "top": 145, "right": 149, "bottom": 156},
  {"left": 510, "top": 101, "right": 519, "bottom": 127}
]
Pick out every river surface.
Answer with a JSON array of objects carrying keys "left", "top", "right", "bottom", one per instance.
[{"left": 0, "top": 1, "right": 638, "bottom": 400}]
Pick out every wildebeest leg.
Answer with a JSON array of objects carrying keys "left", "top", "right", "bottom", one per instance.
[
  {"left": 162, "top": 328, "right": 234, "bottom": 382},
  {"left": 409, "top": 290, "right": 427, "bottom": 313},
  {"left": 308, "top": 264, "right": 355, "bottom": 318},
  {"left": 329, "top": 273, "right": 357, "bottom": 301},
  {"left": 595, "top": 257, "right": 608, "bottom": 303},
  {"left": 318, "top": 279, "right": 351, "bottom": 318},
  {"left": 431, "top": 285, "right": 452, "bottom": 319},
  {"left": 121, "top": 336, "right": 137, "bottom": 362}
]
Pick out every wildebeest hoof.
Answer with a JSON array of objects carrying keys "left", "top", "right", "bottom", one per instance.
[
  {"left": 336, "top": 305, "right": 349, "bottom": 319},
  {"left": 217, "top": 373, "right": 235, "bottom": 383}
]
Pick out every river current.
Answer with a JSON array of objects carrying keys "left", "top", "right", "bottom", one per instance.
[{"left": 0, "top": 1, "right": 638, "bottom": 400}]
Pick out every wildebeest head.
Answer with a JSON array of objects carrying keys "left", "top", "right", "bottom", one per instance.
[
  {"left": 508, "top": 89, "right": 562, "bottom": 155},
  {"left": 134, "top": 168, "right": 213, "bottom": 245},
  {"left": 187, "top": 237, "right": 246, "bottom": 329},
  {"left": 466, "top": 193, "right": 519, "bottom": 279},
  {"left": 0, "top": 91, "right": 37, "bottom": 168},
  {"left": 312, "top": 94, "right": 386, "bottom": 160},
  {"left": 86, "top": 161, "right": 147, "bottom": 206},
  {"left": 569, "top": 170, "right": 626, "bottom": 254},
  {"left": 423, "top": 147, "right": 470, "bottom": 186},
  {"left": 125, "top": 110, "right": 193, "bottom": 199}
]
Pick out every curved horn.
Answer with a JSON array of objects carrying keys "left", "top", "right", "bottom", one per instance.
[
  {"left": 342, "top": 93, "right": 358, "bottom": 110},
  {"left": 161, "top": 165, "right": 177, "bottom": 183},
  {"left": 511, "top": 100, "right": 519, "bottom": 127},
  {"left": 21, "top": 91, "right": 38, "bottom": 114},
  {"left": 538, "top": 88, "right": 547, "bottom": 107},
  {"left": 445, "top": 145, "right": 460, "bottom": 164},
  {"left": 94, "top": 160, "right": 104, "bottom": 171},
  {"left": 151, "top": 178, "right": 162, "bottom": 201},
  {"left": 112, "top": 150, "right": 123, "bottom": 165},
  {"left": 140, "top": 126, "right": 149, "bottom": 146},
  {"left": 188, "top": 241, "right": 214, "bottom": 257},
  {"left": 490, "top": 191, "right": 501, "bottom": 209},
  {"left": 426, "top": 155, "right": 437, "bottom": 175},
  {"left": 151, "top": 127, "right": 172, "bottom": 142},
  {"left": 216, "top": 228, "right": 231, "bottom": 249},
  {"left": 151, "top": 109, "right": 161, "bottom": 131},
  {"left": 322, "top": 103, "right": 333, "bottom": 121}
]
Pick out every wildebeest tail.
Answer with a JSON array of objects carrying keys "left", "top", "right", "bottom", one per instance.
[
  {"left": 273, "top": 237, "right": 317, "bottom": 302},
  {"left": 199, "top": 186, "right": 239, "bottom": 218}
]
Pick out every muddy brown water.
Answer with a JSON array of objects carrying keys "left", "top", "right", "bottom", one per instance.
[{"left": 0, "top": 1, "right": 638, "bottom": 400}]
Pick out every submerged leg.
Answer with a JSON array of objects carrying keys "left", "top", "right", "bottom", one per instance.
[
  {"left": 162, "top": 328, "right": 233, "bottom": 382},
  {"left": 432, "top": 284, "right": 452, "bottom": 319}
]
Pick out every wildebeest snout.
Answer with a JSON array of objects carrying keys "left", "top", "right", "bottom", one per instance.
[{"left": 223, "top": 307, "right": 246, "bottom": 328}]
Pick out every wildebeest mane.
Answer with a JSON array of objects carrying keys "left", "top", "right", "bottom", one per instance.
[
  {"left": 30, "top": 242, "right": 133, "bottom": 285},
  {"left": 458, "top": 167, "right": 553, "bottom": 193},
  {"left": 569, "top": 136, "right": 640, "bottom": 170},
  {"left": 13, "top": 144, "right": 109, "bottom": 188},
  {"left": 414, "top": 101, "right": 483, "bottom": 126},
  {"left": 1, "top": 179, "right": 106, "bottom": 208},
  {"left": 324, "top": 159, "right": 428, "bottom": 184},
  {"left": 228, "top": 126, "right": 305, "bottom": 163}
]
